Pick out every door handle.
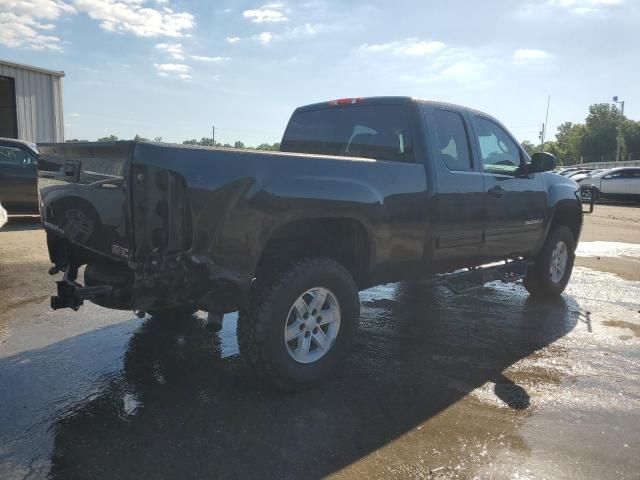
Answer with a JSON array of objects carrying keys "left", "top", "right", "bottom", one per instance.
[{"left": 488, "top": 185, "right": 505, "bottom": 197}]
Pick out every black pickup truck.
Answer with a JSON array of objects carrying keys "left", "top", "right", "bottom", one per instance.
[{"left": 38, "top": 97, "right": 583, "bottom": 389}]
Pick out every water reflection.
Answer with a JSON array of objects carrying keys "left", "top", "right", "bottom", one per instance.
[{"left": 2, "top": 281, "right": 578, "bottom": 479}]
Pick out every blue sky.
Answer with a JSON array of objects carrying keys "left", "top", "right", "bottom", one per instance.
[{"left": 0, "top": 0, "right": 637, "bottom": 145}]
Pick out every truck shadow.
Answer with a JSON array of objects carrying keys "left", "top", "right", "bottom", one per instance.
[
  {"left": 2, "top": 215, "right": 41, "bottom": 231},
  {"left": 7, "top": 282, "right": 579, "bottom": 479}
]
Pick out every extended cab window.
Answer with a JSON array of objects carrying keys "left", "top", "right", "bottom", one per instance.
[
  {"left": 281, "top": 105, "right": 414, "bottom": 162},
  {"left": 472, "top": 116, "right": 522, "bottom": 175},
  {"left": 433, "top": 109, "right": 472, "bottom": 171}
]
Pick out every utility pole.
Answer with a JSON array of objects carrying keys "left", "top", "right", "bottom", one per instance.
[
  {"left": 613, "top": 96, "right": 625, "bottom": 163},
  {"left": 538, "top": 95, "right": 551, "bottom": 152},
  {"left": 539, "top": 123, "right": 545, "bottom": 152},
  {"left": 212, "top": 125, "right": 215, "bottom": 145},
  {"left": 539, "top": 95, "right": 551, "bottom": 152}
]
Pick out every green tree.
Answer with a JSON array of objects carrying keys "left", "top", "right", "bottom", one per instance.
[
  {"left": 580, "top": 103, "right": 623, "bottom": 163},
  {"left": 183, "top": 137, "right": 219, "bottom": 147},
  {"left": 255, "top": 142, "right": 280, "bottom": 151},
  {"left": 97, "top": 134, "right": 119, "bottom": 142},
  {"left": 553, "top": 122, "right": 586, "bottom": 165},
  {"left": 521, "top": 140, "right": 537, "bottom": 156},
  {"left": 234, "top": 141, "right": 245, "bottom": 149},
  {"left": 622, "top": 120, "right": 640, "bottom": 160},
  {"left": 133, "top": 134, "right": 148, "bottom": 141}
]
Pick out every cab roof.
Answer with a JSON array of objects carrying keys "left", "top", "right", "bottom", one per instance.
[{"left": 295, "top": 96, "right": 487, "bottom": 116}]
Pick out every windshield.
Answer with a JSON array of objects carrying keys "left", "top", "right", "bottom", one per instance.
[{"left": 281, "top": 104, "right": 414, "bottom": 162}]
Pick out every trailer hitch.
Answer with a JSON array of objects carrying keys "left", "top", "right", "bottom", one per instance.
[{"left": 50, "top": 267, "right": 113, "bottom": 311}]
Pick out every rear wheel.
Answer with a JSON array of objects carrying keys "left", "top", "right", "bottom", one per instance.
[
  {"left": 523, "top": 225, "right": 575, "bottom": 297},
  {"left": 237, "top": 257, "right": 360, "bottom": 391}
]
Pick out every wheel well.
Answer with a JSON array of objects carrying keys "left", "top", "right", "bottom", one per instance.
[
  {"left": 256, "top": 218, "right": 371, "bottom": 288},
  {"left": 551, "top": 204, "right": 582, "bottom": 243}
]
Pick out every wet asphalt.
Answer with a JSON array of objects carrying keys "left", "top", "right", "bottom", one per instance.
[{"left": 1, "top": 245, "right": 640, "bottom": 478}]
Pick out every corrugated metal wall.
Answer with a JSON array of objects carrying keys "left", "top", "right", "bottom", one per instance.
[{"left": 0, "top": 64, "right": 64, "bottom": 143}]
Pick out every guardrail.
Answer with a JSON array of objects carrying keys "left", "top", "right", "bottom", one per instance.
[{"left": 575, "top": 160, "right": 640, "bottom": 169}]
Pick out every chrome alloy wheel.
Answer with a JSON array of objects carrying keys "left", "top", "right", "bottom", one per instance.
[
  {"left": 550, "top": 240, "right": 568, "bottom": 284},
  {"left": 284, "top": 287, "right": 341, "bottom": 364}
]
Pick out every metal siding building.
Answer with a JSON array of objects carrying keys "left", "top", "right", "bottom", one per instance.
[{"left": 0, "top": 60, "right": 65, "bottom": 143}]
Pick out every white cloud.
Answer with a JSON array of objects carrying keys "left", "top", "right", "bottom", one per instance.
[
  {"left": 513, "top": 48, "right": 552, "bottom": 63},
  {"left": 1, "top": 0, "right": 76, "bottom": 19},
  {"left": 230, "top": 23, "right": 326, "bottom": 45},
  {"left": 190, "top": 55, "right": 230, "bottom": 62},
  {"left": 0, "top": 0, "right": 195, "bottom": 50},
  {"left": 153, "top": 63, "right": 189, "bottom": 73},
  {"left": 0, "top": 0, "right": 75, "bottom": 50},
  {"left": 355, "top": 38, "right": 503, "bottom": 86},
  {"left": 73, "top": 0, "right": 195, "bottom": 37},
  {"left": 243, "top": 3, "right": 288, "bottom": 23},
  {"left": 252, "top": 31, "right": 274, "bottom": 44},
  {"left": 520, "top": 0, "right": 623, "bottom": 16},
  {"left": 155, "top": 42, "right": 184, "bottom": 60},
  {"left": 284, "top": 22, "right": 324, "bottom": 37},
  {"left": 0, "top": 12, "right": 65, "bottom": 50},
  {"left": 359, "top": 38, "right": 446, "bottom": 56},
  {"left": 441, "top": 61, "right": 488, "bottom": 79},
  {"left": 153, "top": 62, "right": 190, "bottom": 79}
]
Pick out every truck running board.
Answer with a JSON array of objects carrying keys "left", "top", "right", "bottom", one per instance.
[{"left": 429, "top": 260, "right": 528, "bottom": 295}]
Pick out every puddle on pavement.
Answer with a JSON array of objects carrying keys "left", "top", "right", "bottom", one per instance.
[
  {"left": 576, "top": 241, "right": 640, "bottom": 258},
  {"left": 602, "top": 319, "right": 640, "bottom": 337},
  {"left": 0, "top": 267, "right": 639, "bottom": 479}
]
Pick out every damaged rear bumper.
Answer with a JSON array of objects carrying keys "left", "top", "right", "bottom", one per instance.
[{"left": 46, "top": 232, "right": 252, "bottom": 314}]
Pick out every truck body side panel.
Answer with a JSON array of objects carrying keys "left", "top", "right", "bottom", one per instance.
[{"left": 130, "top": 143, "right": 429, "bottom": 287}]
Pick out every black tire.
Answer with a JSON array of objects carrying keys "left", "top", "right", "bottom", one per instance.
[
  {"left": 237, "top": 257, "right": 360, "bottom": 391},
  {"left": 523, "top": 225, "right": 575, "bottom": 298}
]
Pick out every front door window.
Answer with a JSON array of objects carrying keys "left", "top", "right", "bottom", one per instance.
[{"left": 473, "top": 116, "right": 522, "bottom": 176}]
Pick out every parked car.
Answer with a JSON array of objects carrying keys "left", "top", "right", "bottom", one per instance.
[
  {"left": 0, "top": 201, "right": 7, "bottom": 229},
  {"left": 580, "top": 167, "right": 640, "bottom": 201},
  {"left": 571, "top": 169, "right": 604, "bottom": 183},
  {"left": 38, "top": 97, "right": 583, "bottom": 390},
  {"left": 565, "top": 169, "right": 594, "bottom": 179},
  {"left": 556, "top": 167, "right": 582, "bottom": 176},
  {"left": 0, "top": 138, "right": 39, "bottom": 214}
]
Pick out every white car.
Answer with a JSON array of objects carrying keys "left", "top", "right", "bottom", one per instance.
[
  {"left": 580, "top": 167, "right": 640, "bottom": 201},
  {"left": 571, "top": 169, "right": 604, "bottom": 183},
  {"left": 0, "top": 201, "right": 7, "bottom": 229}
]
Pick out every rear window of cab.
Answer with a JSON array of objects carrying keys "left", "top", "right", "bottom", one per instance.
[{"left": 281, "top": 104, "right": 414, "bottom": 163}]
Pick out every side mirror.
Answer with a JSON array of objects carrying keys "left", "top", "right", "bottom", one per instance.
[{"left": 530, "top": 152, "right": 557, "bottom": 173}]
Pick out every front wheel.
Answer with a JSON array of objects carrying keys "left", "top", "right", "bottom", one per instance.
[
  {"left": 523, "top": 225, "right": 576, "bottom": 297},
  {"left": 237, "top": 257, "right": 360, "bottom": 391}
]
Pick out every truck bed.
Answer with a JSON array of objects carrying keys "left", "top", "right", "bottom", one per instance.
[{"left": 38, "top": 141, "right": 429, "bottom": 310}]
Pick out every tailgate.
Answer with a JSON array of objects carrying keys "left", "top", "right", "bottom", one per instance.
[{"left": 38, "top": 142, "right": 134, "bottom": 262}]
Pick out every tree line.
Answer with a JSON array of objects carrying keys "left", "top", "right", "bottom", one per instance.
[
  {"left": 521, "top": 103, "right": 640, "bottom": 165},
  {"left": 66, "top": 134, "right": 281, "bottom": 151},
  {"left": 66, "top": 102, "right": 639, "bottom": 165}
]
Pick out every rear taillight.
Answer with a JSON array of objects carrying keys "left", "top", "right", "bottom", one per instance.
[{"left": 328, "top": 97, "right": 364, "bottom": 106}]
